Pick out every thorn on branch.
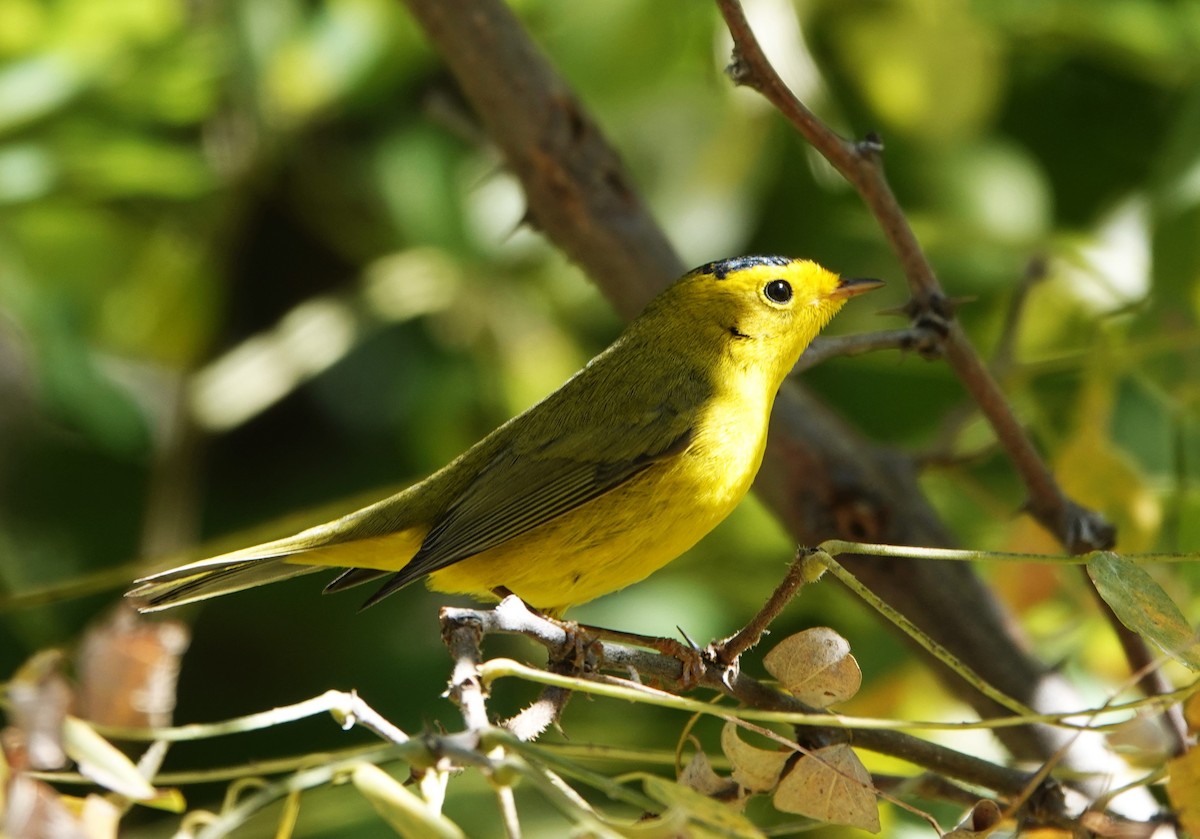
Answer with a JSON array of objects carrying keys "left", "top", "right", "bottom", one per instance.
[
  {"left": 1062, "top": 502, "right": 1117, "bottom": 554},
  {"left": 503, "top": 687, "right": 570, "bottom": 741},
  {"left": 1020, "top": 499, "right": 1116, "bottom": 555},
  {"left": 856, "top": 131, "right": 885, "bottom": 156},
  {"left": 903, "top": 292, "right": 955, "bottom": 334},
  {"left": 724, "top": 48, "right": 754, "bottom": 87}
]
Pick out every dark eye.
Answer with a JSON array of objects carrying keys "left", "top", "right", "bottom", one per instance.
[{"left": 764, "top": 279, "right": 792, "bottom": 303}]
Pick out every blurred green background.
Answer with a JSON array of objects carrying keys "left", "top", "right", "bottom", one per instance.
[{"left": 2, "top": 0, "right": 1199, "bottom": 835}]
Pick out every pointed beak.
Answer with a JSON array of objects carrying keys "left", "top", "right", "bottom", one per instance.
[{"left": 829, "top": 276, "right": 885, "bottom": 300}]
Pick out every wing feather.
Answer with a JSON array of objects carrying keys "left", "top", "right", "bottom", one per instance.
[{"left": 359, "top": 419, "right": 693, "bottom": 607}]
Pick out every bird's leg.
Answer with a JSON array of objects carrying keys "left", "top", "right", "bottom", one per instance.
[
  {"left": 489, "top": 588, "right": 603, "bottom": 672},
  {"left": 564, "top": 623, "right": 709, "bottom": 688},
  {"left": 487, "top": 588, "right": 707, "bottom": 686}
]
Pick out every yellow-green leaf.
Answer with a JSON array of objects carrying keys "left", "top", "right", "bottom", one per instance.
[
  {"left": 61, "top": 716, "right": 156, "bottom": 801},
  {"left": 352, "top": 763, "right": 464, "bottom": 839},
  {"left": 720, "top": 723, "right": 787, "bottom": 793},
  {"left": 1087, "top": 552, "right": 1200, "bottom": 670},
  {"left": 641, "top": 775, "right": 764, "bottom": 838}
]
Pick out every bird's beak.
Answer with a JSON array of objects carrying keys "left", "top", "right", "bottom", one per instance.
[{"left": 829, "top": 277, "right": 885, "bottom": 300}]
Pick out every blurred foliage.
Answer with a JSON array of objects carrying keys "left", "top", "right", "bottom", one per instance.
[{"left": 1, "top": 0, "right": 1199, "bottom": 835}]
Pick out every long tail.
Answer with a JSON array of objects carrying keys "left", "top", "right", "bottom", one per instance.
[
  {"left": 126, "top": 536, "right": 331, "bottom": 612},
  {"left": 127, "top": 483, "right": 435, "bottom": 611},
  {"left": 127, "top": 509, "right": 427, "bottom": 612}
]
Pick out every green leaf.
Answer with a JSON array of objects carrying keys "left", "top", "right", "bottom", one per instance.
[
  {"left": 641, "top": 775, "right": 765, "bottom": 839},
  {"left": 1087, "top": 552, "right": 1200, "bottom": 670}
]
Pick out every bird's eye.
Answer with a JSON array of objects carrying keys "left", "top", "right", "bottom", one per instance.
[{"left": 764, "top": 279, "right": 792, "bottom": 304}]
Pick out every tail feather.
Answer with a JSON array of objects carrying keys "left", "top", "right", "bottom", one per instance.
[
  {"left": 127, "top": 494, "right": 431, "bottom": 612},
  {"left": 126, "top": 530, "right": 342, "bottom": 611},
  {"left": 323, "top": 567, "right": 391, "bottom": 593},
  {"left": 128, "top": 555, "right": 325, "bottom": 612}
]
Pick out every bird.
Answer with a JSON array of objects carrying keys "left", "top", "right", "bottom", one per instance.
[{"left": 128, "top": 256, "right": 882, "bottom": 616}]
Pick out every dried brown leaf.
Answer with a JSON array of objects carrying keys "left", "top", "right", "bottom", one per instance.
[
  {"left": 762, "top": 627, "right": 862, "bottom": 707},
  {"left": 679, "top": 747, "right": 737, "bottom": 798},
  {"left": 8, "top": 650, "right": 72, "bottom": 770},
  {"left": 76, "top": 606, "right": 190, "bottom": 728},
  {"left": 772, "top": 744, "right": 879, "bottom": 833}
]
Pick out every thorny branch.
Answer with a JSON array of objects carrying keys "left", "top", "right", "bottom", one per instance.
[
  {"left": 714, "top": 0, "right": 1188, "bottom": 756},
  {"left": 793, "top": 326, "right": 941, "bottom": 375},
  {"left": 437, "top": 595, "right": 1093, "bottom": 828},
  {"left": 716, "top": 0, "right": 1114, "bottom": 557}
]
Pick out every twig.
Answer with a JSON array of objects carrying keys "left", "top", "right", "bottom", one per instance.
[
  {"left": 712, "top": 0, "right": 1192, "bottom": 772},
  {"left": 791, "top": 326, "right": 940, "bottom": 375},
  {"left": 444, "top": 600, "right": 1070, "bottom": 816},
  {"left": 440, "top": 607, "right": 491, "bottom": 734},
  {"left": 874, "top": 773, "right": 994, "bottom": 810},
  {"left": 443, "top": 596, "right": 692, "bottom": 684},
  {"left": 915, "top": 258, "right": 1047, "bottom": 466},
  {"left": 715, "top": 0, "right": 1114, "bottom": 556},
  {"left": 189, "top": 745, "right": 416, "bottom": 839},
  {"left": 94, "top": 689, "right": 410, "bottom": 745},
  {"left": 709, "top": 548, "right": 813, "bottom": 666},
  {"left": 494, "top": 780, "right": 521, "bottom": 839}
]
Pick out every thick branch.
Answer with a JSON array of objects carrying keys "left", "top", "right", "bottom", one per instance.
[{"left": 400, "top": 0, "right": 679, "bottom": 319}]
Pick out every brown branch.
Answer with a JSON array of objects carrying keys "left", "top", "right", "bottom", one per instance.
[
  {"left": 709, "top": 548, "right": 813, "bottom": 666},
  {"left": 792, "top": 326, "right": 940, "bottom": 375},
  {"left": 438, "top": 597, "right": 1084, "bottom": 823},
  {"left": 714, "top": 0, "right": 1186, "bottom": 761},
  {"left": 715, "top": 0, "right": 1113, "bottom": 557}
]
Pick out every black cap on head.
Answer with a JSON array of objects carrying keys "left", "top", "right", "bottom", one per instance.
[{"left": 692, "top": 255, "right": 791, "bottom": 280}]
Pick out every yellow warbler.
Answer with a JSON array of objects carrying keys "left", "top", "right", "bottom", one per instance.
[{"left": 129, "top": 257, "right": 881, "bottom": 615}]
